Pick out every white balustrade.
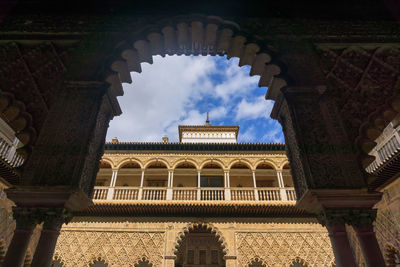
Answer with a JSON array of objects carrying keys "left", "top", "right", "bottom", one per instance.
[
  {"left": 93, "top": 186, "right": 296, "bottom": 202},
  {"left": 200, "top": 188, "right": 225, "bottom": 201},
  {"left": 230, "top": 188, "right": 255, "bottom": 201},
  {"left": 285, "top": 188, "right": 297, "bottom": 201},
  {"left": 257, "top": 188, "right": 281, "bottom": 201},
  {"left": 93, "top": 187, "right": 109, "bottom": 200},
  {"left": 114, "top": 187, "right": 139, "bottom": 200},
  {"left": 142, "top": 188, "right": 167, "bottom": 200},
  {"left": 0, "top": 137, "right": 24, "bottom": 167},
  {"left": 172, "top": 188, "right": 197, "bottom": 200}
]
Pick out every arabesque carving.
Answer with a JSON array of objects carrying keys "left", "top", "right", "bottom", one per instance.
[
  {"left": 54, "top": 230, "right": 165, "bottom": 267},
  {"left": 236, "top": 232, "right": 334, "bottom": 267}
]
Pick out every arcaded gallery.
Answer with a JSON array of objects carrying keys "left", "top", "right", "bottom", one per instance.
[{"left": 0, "top": 1, "right": 399, "bottom": 267}]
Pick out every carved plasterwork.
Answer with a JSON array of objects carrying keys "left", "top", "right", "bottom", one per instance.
[
  {"left": 236, "top": 231, "right": 334, "bottom": 267},
  {"left": 101, "top": 151, "right": 288, "bottom": 171},
  {"left": 319, "top": 46, "right": 400, "bottom": 166},
  {"left": 54, "top": 230, "right": 164, "bottom": 267}
]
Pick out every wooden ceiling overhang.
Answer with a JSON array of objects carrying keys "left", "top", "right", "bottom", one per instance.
[{"left": 76, "top": 201, "right": 311, "bottom": 218}]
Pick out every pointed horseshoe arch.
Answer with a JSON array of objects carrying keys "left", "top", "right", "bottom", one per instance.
[{"left": 172, "top": 222, "right": 229, "bottom": 256}]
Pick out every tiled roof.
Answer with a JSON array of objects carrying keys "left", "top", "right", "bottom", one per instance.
[{"left": 104, "top": 142, "right": 286, "bottom": 151}]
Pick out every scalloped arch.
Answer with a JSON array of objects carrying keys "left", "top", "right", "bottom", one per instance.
[
  {"left": 133, "top": 256, "right": 154, "bottom": 267},
  {"left": 247, "top": 257, "right": 267, "bottom": 267},
  {"left": 172, "top": 222, "right": 229, "bottom": 256},
  {"left": 89, "top": 256, "right": 109, "bottom": 266},
  {"left": 117, "top": 158, "right": 144, "bottom": 169},
  {"left": 104, "top": 15, "right": 288, "bottom": 107},
  {"left": 289, "top": 257, "right": 310, "bottom": 267},
  {"left": 172, "top": 158, "right": 199, "bottom": 169}
]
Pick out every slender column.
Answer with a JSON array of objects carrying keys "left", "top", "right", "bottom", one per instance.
[
  {"left": 106, "top": 169, "right": 118, "bottom": 200},
  {"left": 318, "top": 209, "right": 357, "bottom": 267},
  {"left": 197, "top": 170, "right": 201, "bottom": 200},
  {"left": 224, "top": 170, "right": 231, "bottom": 201},
  {"left": 166, "top": 170, "right": 173, "bottom": 200},
  {"left": 224, "top": 255, "right": 237, "bottom": 267},
  {"left": 3, "top": 208, "right": 40, "bottom": 267},
  {"left": 31, "top": 209, "right": 72, "bottom": 267},
  {"left": 164, "top": 255, "right": 176, "bottom": 267},
  {"left": 252, "top": 171, "right": 259, "bottom": 201},
  {"left": 349, "top": 209, "right": 386, "bottom": 267},
  {"left": 277, "top": 170, "right": 287, "bottom": 201},
  {"left": 138, "top": 169, "right": 145, "bottom": 200}
]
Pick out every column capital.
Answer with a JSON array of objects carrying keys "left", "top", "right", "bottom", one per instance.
[
  {"left": 41, "top": 208, "right": 73, "bottom": 230},
  {"left": 12, "top": 207, "right": 42, "bottom": 230},
  {"left": 317, "top": 208, "right": 377, "bottom": 228}
]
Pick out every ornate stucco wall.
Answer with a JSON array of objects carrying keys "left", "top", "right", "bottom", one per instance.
[{"left": 53, "top": 217, "right": 335, "bottom": 267}]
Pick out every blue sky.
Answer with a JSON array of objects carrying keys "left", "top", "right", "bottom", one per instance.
[{"left": 106, "top": 55, "right": 284, "bottom": 143}]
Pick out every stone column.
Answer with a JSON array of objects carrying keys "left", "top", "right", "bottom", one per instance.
[
  {"left": 138, "top": 169, "right": 145, "bottom": 200},
  {"left": 3, "top": 208, "right": 40, "bottom": 267},
  {"left": 252, "top": 171, "right": 259, "bottom": 201},
  {"left": 349, "top": 209, "right": 386, "bottom": 267},
  {"left": 106, "top": 169, "right": 118, "bottom": 200},
  {"left": 197, "top": 170, "right": 201, "bottom": 200},
  {"left": 224, "top": 255, "right": 237, "bottom": 267},
  {"left": 277, "top": 170, "right": 287, "bottom": 201},
  {"left": 166, "top": 170, "right": 173, "bottom": 200},
  {"left": 164, "top": 255, "right": 176, "bottom": 267},
  {"left": 30, "top": 208, "right": 72, "bottom": 267},
  {"left": 224, "top": 170, "right": 231, "bottom": 201},
  {"left": 318, "top": 209, "right": 357, "bottom": 267}
]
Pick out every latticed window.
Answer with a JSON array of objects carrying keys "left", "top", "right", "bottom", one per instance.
[
  {"left": 199, "top": 250, "right": 206, "bottom": 264},
  {"left": 211, "top": 250, "right": 219, "bottom": 264},
  {"left": 187, "top": 250, "right": 194, "bottom": 264}
]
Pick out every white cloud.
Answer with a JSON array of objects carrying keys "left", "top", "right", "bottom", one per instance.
[
  {"left": 107, "top": 55, "right": 216, "bottom": 142},
  {"left": 106, "top": 55, "right": 283, "bottom": 143},
  {"left": 214, "top": 58, "right": 260, "bottom": 102},
  {"left": 262, "top": 121, "right": 284, "bottom": 143},
  {"left": 235, "top": 96, "right": 274, "bottom": 121}
]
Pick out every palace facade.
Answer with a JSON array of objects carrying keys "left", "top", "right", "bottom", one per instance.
[
  {"left": 0, "top": 2, "right": 400, "bottom": 266},
  {"left": 51, "top": 122, "right": 336, "bottom": 267}
]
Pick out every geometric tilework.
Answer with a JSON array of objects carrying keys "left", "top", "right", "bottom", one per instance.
[
  {"left": 54, "top": 231, "right": 165, "bottom": 267},
  {"left": 236, "top": 232, "right": 335, "bottom": 267}
]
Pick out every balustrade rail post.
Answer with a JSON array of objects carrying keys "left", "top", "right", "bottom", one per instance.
[
  {"left": 138, "top": 169, "right": 145, "bottom": 200},
  {"left": 224, "top": 171, "right": 231, "bottom": 201},
  {"left": 197, "top": 171, "right": 201, "bottom": 200},
  {"left": 166, "top": 170, "right": 173, "bottom": 200},
  {"left": 252, "top": 171, "right": 259, "bottom": 201},
  {"left": 106, "top": 169, "right": 118, "bottom": 200}
]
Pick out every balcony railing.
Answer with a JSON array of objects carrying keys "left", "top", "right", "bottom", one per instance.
[
  {"left": 0, "top": 138, "right": 24, "bottom": 168},
  {"left": 93, "top": 186, "right": 296, "bottom": 202}
]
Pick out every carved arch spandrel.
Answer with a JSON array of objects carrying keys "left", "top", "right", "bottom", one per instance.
[
  {"left": 199, "top": 159, "right": 226, "bottom": 170},
  {"left": 228, "top": 159, "right": 253, "bottom": 170},
  {"left": 172, "top": 158, "right": 199, "bottom": 170},
  {"left": 116, "top": 158, "right": 144, "bottom": 169}
]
